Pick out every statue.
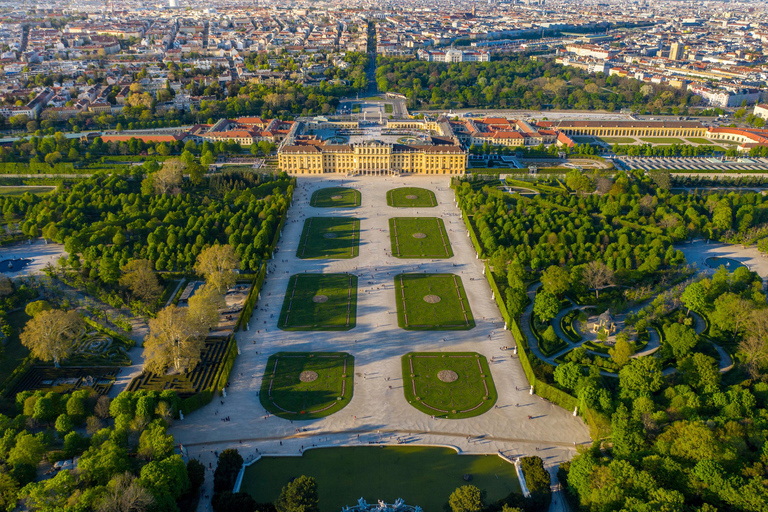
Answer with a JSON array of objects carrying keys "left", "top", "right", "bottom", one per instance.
[
  {"left": 358, "top": 498, "right": 368, "bottom": 509},
  {"left": 393, "top": 498, "right": 404, "bottom": 510}
]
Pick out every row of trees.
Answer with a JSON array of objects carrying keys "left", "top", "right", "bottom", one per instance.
[
  {"left": 7, "top": 170, "right": 292, "bottom": 285},
  {"left": 376, "top": 56, "right": 698, "bottom": 113}
]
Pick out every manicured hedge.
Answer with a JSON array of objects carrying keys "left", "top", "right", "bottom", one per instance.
[
  {"left": 214, "top": 337, "right": 238, "bottom": 392},
  {"left": 180, "top": 389, "right": 213, "bottom": 416},
  {"left": 0, "top": 162, "right": 75, "bottom": 174},
  {"left": 235, "top": 263, "right": 266, "bottom": 332}
]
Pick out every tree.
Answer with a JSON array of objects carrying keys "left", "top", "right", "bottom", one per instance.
[
  {"left": 96, "top": 472, "right": 154, "bottom": 512},
  {"left": 619, "top": 357, "right": 663, "bottom": 399},
  {"left": 554, "top": 362, "right": 582, "bottom": 390},
  {"left": 138, "top": 421, "right": 174, "bottom": 461},
  {"left": 143, "top": 305, "right": 206, "bottom": 373},
  {"left": 448, "top": 485, "right": 484, "bottom": 512},
  {"left": 152, "top": 158, "right": 184, "bottom": 195},
  {"left": 649, "top": 170, "right": 671, "bottom": 190},
  {"left": 710, "top": 292, "right": 751, "bottom": 335},
  {"left": 533, "top": 290, "right": 560, "bottom": 323},
  {"left": 609, "top": 334, "right": 633, "bottom": 367},
  {"left": 119, "top": 260, "right": 163, "bottom": 304},
  {"left": 20, "top": 309, "right": 84, "bottom": 367},
  {"left": 582, "top": 261, "right": 614, "bottom": 298},
  {"left": 540, "top": 265, "right": 571, "bottom": 297},
  {"left": 505, "top": 287, "right": 527, "bottom": 318},
  {"left": 213, "top": 449, "right": 243, "bottom": 494},
  {"left": 0, "top": 472, "right": 18, "bottom": 512},
  {"left": 212, "top": 491, "right": 257, "bottom": 512},
  {"left": 187, "top": 459, "right": 205, "bottom": 493},
  {"left": 7, "top": 432, "right": 46, "bottom": 467},
  {"left": 24, "top": 300, "right": 51, "bottom": 318},
  {"left": 276, "top": 475, "right": 319, "bottom": 512},
  {"left": 200, "top": 151, "right": 215, "bottom": 166},
  {"left": 187, "top": 283, "right": 222, "bottom": 334},
  {"left": 54, "top": 413, "right": 74, "bottom": 435},
  {"left": 681, "top": 281, "right": 707, "bottom": 316},
  {"left": 611, "top": 404, "right": 646, "bottom": 457},
  {"left": 19, "top": 470, "right": 77, "bottom": 511},
  {"left": 195, "top": 244, "right": 240, "bottom": 294},
  {"left": 78, "top": 440, "right": 131, "bottom": 485},
  {"left": 99, "top": 255, "right": 120, "bottom": 284},
  {"left": 664, "top": 323, "right": 697, "bottom": 359},
  {"left": 139, "top": 454, "right": 190, "bottom": 500}
]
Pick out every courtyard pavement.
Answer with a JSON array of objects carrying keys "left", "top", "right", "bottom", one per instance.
[
  {"left": 0, "top": 238, "right": 66, "bottom": 276},
  {"left": 170, "top": 176, "right": 591, "bottom": 510},
  {"left": 678, "top": 240, "right": 768, "bottom": 282}
]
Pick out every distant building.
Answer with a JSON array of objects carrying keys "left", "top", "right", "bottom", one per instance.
[
  {"left": 169, "top": 0, "right": 179, "bottom": 7},
  {"left": 754, "top": 104, "right": 768, "bottom": 120},
  {"left": 668, "top": 42, "right": 682, "bottom": 61}
]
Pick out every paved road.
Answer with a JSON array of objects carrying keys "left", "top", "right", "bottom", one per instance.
[{"left": 169, "top": 176, "right": 590, "bottom": 510}]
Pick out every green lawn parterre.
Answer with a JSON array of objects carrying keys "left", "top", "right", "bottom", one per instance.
[
  {"left": 394, "top": 273, "right": 474, "bottom": 330},
  {"left": 259, "top": 352, "right": 354, "bottom": 420},
  {"left": 297, "top": 217, "right": 360, "bottom": 259},
  {"left": 402, "top": 352, "right": 497, "bottom": 418},
  {"left": 386, "top": 187, "right": 437, "bottom": 208},
  {"left": 240, "top": 446, "right": 520, "bottom": 512},
  {"left": 278, "top": 273, "right": 357, "bottom": 331},
  {"left": 310, "top": 187, "right": 361, "bottom": 208},
  {"left": 389, "top": 217, "right": 453, "bottom": 259},
  {"left": 638, "top": 137, "right": 686, "bottom": 145}
]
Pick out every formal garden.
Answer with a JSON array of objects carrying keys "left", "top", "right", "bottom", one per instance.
[
  {"left": 401, "top": 352, "right": 497, "bottom": 419},
  {"left": 8, "top": 366, "right": 120, "bottom": 397},
  {"left": 386, "top": 187, "right": 437, "bottom": 208},
  {"left": 259, "top": 352, "right": 354, "bottom": 420},
  {"left": 389, "top": 217, "right": 453, "bottom": 259},
  {"left": 394, "top": 274, "right": 474, "bottom": 330},
  {"left": 454, "top": 170, "right": 768, "bottom": 511},
  {"left": 297, "top": 217, "right": 360, "bottom": 259},
  {"left": 127, "top": 337, "right": 237, "bottom": 400},
  {"left": 278, "top": 273, "right": 358, "bottom": 331},
  {"left": 310, "top": 186, "right": 361, "bottom": 208},
  {"left": 240, "top": 446, "right": 520, "bottom": 512}
]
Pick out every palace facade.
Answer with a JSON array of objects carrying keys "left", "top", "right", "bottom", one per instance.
[{"left": 278, "top": 118, "right": 467, "bottom": 175}]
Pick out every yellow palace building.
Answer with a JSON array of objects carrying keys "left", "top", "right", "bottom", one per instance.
[{"left": 278, "top": 118, "right": 467, "bottom": 176}]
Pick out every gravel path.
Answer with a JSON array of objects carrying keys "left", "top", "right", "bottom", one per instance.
[{"left": 168, "top": 176, "right": 590, "bottom": 510}]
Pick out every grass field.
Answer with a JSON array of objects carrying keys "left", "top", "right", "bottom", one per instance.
[
  {"left": 0, "top": 186, "right": 56, "bottom": 196},
  {"left": 352, "top": 104, "right": 362, "bottom": 113},
  {"left": 310, "top": 187, "right": 361, "bottom": 208},
  {"left": 384, "top": 104, "right": 393, "bottom": 113},
  {"left": 395, "top": 274, "right": 474, "bottom": 330},
  {"left": 402, "top": 352, "right": 497, "bottom": 418},
  {"left": 297, "top": 217, "right": 360, "bottom": 259},
  {"left": 390, "top": 217, "right": 452, "bottom": 259},
  {"left": 240, "top": 446, "right": 520, "bottom": 512},
  {"left": 259, "top": 352, "right": 353, "bottom": 420},
  {"left": 598, "top": 137, "right": 637, "bottom": 144},
  {"left": 278, "top": 274, "right": 357, "bottom": 331},
  {"left": 687, "top": 138, "right": 715, "bottom": 144},
  {"left": 386, "top": 187, "right": 437, "bottom": 208},
  {"left": 639, "top": 137, "right": 686, "bottom": 144}
]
